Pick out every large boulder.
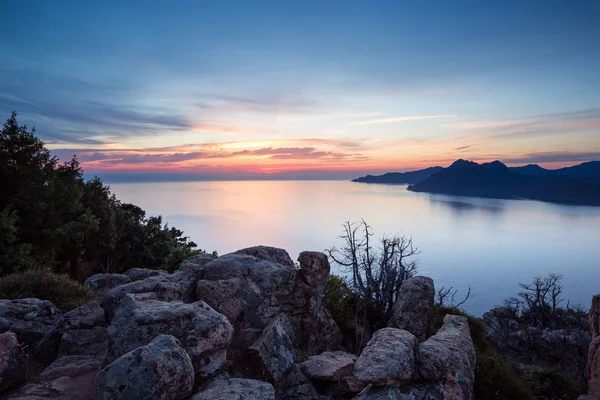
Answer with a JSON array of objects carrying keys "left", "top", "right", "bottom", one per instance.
[
  {"left": 353, "top": 384, "right": 446, "bottom": 400},
  {"left": 389, "top": 276, "right": 435, "bottom": 342},
  {"left": 196, "top": 247, "right": 341, "bottom": 360},
  {"left": 591, "top": 294, "right": 600, "bottom": 337},
  {"left": 107, "top": 295, "right": 233, "bottom": 378},
  {"left": 276, "top": 365, "right": 331, "bottom": 400},
  {"left": 124, "top": 267, "right": 168, "bottom": 282},
  {"left": 84, "top": 273, "right": 131, "bottom": 299},
  {"left": 248, "top": 313, "right": 294, "bottom": 383},
  {"left": 58, "top": 326, "right": 108, "bottom": 358},
  {"left": 417, "top": 314, "right": 476, "bottom": 400},
  {"left": 192, "top": 378, "right": 275, "bottom": 400},
  {"left": 11, "top": 354, "right": 102, "bottom": 399},
  {"left": 0, "top": 298, "right": 62, "bottom": 347},
  {"left": 587, "top": 294, "right": 600, "bottom": 398},
  {"left": 0, "top": 332, "right": 26, "bottom": 393},
  {"left": 35, "top": 301, "right": 105, "bottom": 362},
  {"left": 299, "top": 351, "right": 356, "bottom": 382},
  {"left": 95, "top": 334, "right": 194, "bottom": 400},
  {"left": 354, "top": 328, "right": 418, "bottom": 386}
]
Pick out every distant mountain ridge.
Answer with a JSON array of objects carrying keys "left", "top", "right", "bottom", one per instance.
[
  {"left": 406, "top": 159, "right": 600, "bottom": 206},
  {"left": 352, "top": 166, "right": 443, "bottom": 184}
]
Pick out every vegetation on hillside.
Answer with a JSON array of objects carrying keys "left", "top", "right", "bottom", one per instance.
[{"left": 0, "top": 112, "right": 210, "bottom": 280}]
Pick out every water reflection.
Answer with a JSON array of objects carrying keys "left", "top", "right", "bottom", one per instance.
[{"left": 427, "top": 196, "right": 505, "bottom": 216}]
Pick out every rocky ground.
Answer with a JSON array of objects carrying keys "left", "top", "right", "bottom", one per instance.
[{"left": 0, "top": 245, "right": 598, "bottom": 399}]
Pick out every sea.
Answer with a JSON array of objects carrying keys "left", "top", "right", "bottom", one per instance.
[{"left": 109, "top": 180, "right": 600, "bottom": 316}]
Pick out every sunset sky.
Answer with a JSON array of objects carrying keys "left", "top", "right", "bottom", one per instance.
[{"left": 2, "top": 0, "right": 599, "bottom": 181}]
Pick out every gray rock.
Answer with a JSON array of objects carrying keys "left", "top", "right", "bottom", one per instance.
[
  {"left": 95, "top": 334, "right": 194, "bottom": 400},
  {"left": 192, "top": 378, "right": 275, "bottom": 400},
  {"left": 84, "top": 273, "right": 131, "bottom": 299},
  {"left": 248, "top": 313, "right": 294, "bottom": 383},
  {"left": 0, "top": 332, "right": 26, "bottom": 393},
  {"left": 275, "top": 365, "right": 331, "bottom": 400},
  {"left": 354, "top": 328, "right": 418, "bottom": 386},
  {"left": 0, "top": 298, "right": 62, "bottom": 347},
  {"left": 591, "top": 294, "right": 600, "bottom": 338},
  {"left": 124, "top": 267, "right": 168, "bottom": 282},
  {"left": 300, "top": 351, "right": 356, "bottom": 381},
  {"left": 12, "top": 354, "right": 102, "bottom": 399},
  {"left": 587, "top": 336, "right": 600, "bottom": 398},
  {"left": 389, "top": 276, "right": 435, "bottom": 342},
  {"left": 180, "top": 254, "right": 215, "bottom": 278},
  {"left": 417, "top": 315, "right": 476, "bottom": 400},
  {"left": 35, "top": 301, "right": 105, "bottom": 362},
  {"left": 234, "top": 246, "right": 294, "bottom": 267},
  {"left": 353, "top": 384, "right": 445, "bottom": 400},
  {"left": 107, "top": 295, "right": 233, "bottom": 378},
  {"left": 58, "top": 326, "right": 108, "bottom": 358},
  {"left": 324, "top": 376, "right": 366, "bottom": 398}
]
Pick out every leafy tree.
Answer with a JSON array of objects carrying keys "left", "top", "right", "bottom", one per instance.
[{"left": 0, "top": 206, "right": 33, "bottom": 274}]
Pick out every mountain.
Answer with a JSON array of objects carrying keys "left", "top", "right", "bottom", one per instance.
[
  {"left": 509, "top": 161, "right": 600, "bottom": 182},
  {"left": 407, "top": 159, "right": 600, "bottom": 206},
  {"left": 352, "top": 166, "right": 443, "bottom": 184}
]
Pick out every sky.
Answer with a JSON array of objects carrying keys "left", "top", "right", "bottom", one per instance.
[{"left": 1, "top": 0, "right": 599, "bottom": 181}]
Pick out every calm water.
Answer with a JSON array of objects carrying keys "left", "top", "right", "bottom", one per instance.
[{"left": 109, "top": 180, "right": 600, "bottom": 316}]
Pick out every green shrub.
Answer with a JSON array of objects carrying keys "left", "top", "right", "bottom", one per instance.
[
  {"left": 324, "top": 274, "right": 357, "bottom": 329},
  {"left": 0, "top": 269, "right": 96, "bottom": 312},
  {"left": 433, "top": 306, "right": 534, "bottom": 400},
  {"left": 527, "top": 367, "right": 584, "bottom": 400}
]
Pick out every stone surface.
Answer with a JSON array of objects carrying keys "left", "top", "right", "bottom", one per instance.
[
  {"left": 0, "top": 332, "right": 26, "bottom": 393},
  {"left": 95, "top": 334, "right": 194, "bottom": 400},
  {"left": 58, "top": 326, "right": 108, "bottom": 358},
  {"left": 275, "top": 365, "right": 330, "bottom": 400},
  {"left": 107, "top": 295, "right": 233, "bottom": 377},
  {"left": 192, "top": 378, "right": 275, "bottom": 400},
  {"left": 124, "top": 267, "right": 168, "bottom": 281},
  {"left": 417, "top": 315, "right": 476, "bottom": 400},
  {"left": 299, "top": 351, "right": 356, "bottom": 381},
  {"left": 0, "top": 298, "right": 62, "bottom": 347},
  {"left": 591, "top": 294, "right": 600, "bottom": 337},
  {"left": 389, "top": 276, "right": 435, "bottom": 342},
  {"left": 84, "top": 273, "right": 131, "bottom": 299},
  {"left": 353, "top": 384, "right": 446, "bottom": 400},
  {"left": 248, "top": 313, "right": 294, "bottom": 383},
  {"left": 180, "top": 254, "right": 216, "bottom": 277},
  {"left": 234, "top": 245, "right": 294, "bottom": 267},
  {"left": 35, "top": 301, "right": 105, "bottom": 362},
  {"left": 587, "top": 296, "right": 600, "bottom": 400},
  {"left": 11, "top": 354, "right": 102, "bottom": 400},
  {"left": 354, "top": 328, "right": 418, "bottom": 386}
]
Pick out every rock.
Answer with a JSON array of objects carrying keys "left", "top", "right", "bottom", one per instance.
[
  {"left": 353, "top": 385, "right": 406, "bottom": 400},
  {"left": 101, "top": 271, "right": 198, "bottom": 320},
  {"left": 591, "top": 294, "right": 600, "bottom": 338},
  {"left": 0, "top": 332, "right": 26, "bottom": 393},
  {"left": 84, "top": 273, "right": 131, "bottom": 299},
  {"left": 95, "top": 334, "right": 194, "bottom": 400},
  {"left": 192, "top": 378, "right": 275, "bottom": 400},
  {"left": 35, "top": 301, "right": 105, "bottom": 362},
  {"left": 0, "top": 298, "right": 62, "bottom": 347},
  {"left": 588, "top": 336, "right": 600, "bottom": 399},
  {"left": 12, "top": 354, "right": 101, "bottom": 399},
  {"left": 234, "top": 246, "right": 294, "bottom": 267},
  {"left": 107, "top": 295, "right": 233, "bottom": 377},
  {"left": 299, "top": 351, "right": 356, "bottom": 381},
  {"left": 324, "top": 376, "right": 366, "bottom": 398},
  {"left": 353, "top": 384, "right": 445, "bottom": 400},
  {"left": 389, "top": 276, "right": 435, "bottom": 342},
  {"left": 197, "top": 247, "right": 341, "bottom": 361},
  {"left": 248, "top": 313, "right": 294, "bottom": 383},
  {"left": 417, "top": 315, "right": 476, "bottom": 400},
  {"left": 276, "top": 365, "right": 330, "bottom": 400},
  {"left": 180, "top": 254, "right": 215, "bottom": 278},
  {"left": 124, "top": 267, "right": 168, "bottom": 282},
  {"left": 58, "top": 326, "right": 108, "bottom": 358},
  {"left": 354, "top": 328, "right": 418, "bottom": 386}
]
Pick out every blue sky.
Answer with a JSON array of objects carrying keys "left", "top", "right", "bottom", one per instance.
[{"left": 1, "top": 0, "right": 599, "bottom": 180}]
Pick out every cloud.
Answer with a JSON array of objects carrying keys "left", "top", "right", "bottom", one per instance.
[
  {"left": 454, "top": 145, "right": 471, "bottom": 151},
  {"left": 501, "top": 151, "right": 600, "bottom": 164},
  {"left": 197, "top": 92, "right": 319, "bottom": 114},
  {"left": 350, "top": 115, "right": 455, "bottom": 126}
]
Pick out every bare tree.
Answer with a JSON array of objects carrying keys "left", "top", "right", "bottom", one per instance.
[
  {"left": 436, "top": 286, "right": 471, "bottom": 308},
  {"left": 326, "top": 220, "right": 419, "bottom": 322},
  {"left": 512, "top": 273, "right": 564, "bottom": 328}
]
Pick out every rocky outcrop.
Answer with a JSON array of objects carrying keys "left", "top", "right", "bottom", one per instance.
[
  {"left": 107, "top": 294, "right": 233, "bottom": 378},
  {"left": 587, "top": 294, "right": 600, "bottom": 399},
  {"left": 248, "top": 313, "right": 295, "bottom": 383},
  {"left": 0, "top": 298, "right": 62, "bottom": 347},
  {"left": 354, "top": 328, "right": 418, "bottom": 385},
  {"left": 0, "top": 332, "right": 26, "bottom": 393},
  {"left": 276, "top": 364, "right": 330, "bottom": 400},
  {"left": 299, "top": 351, "right": 356, "bottom": 382},
  {"left": 84, "top": 273, "right": 132, "bottom": 299},
  {"left": 192, "top": 378, "right": 275, "bottom": 400},
  {"left": 124, "top": 267, "right": 167, "bottom": 282},
  {"left": 417, "top": 315, "right": 476, "bottom": 400},
  {"left": 389, "top": 276, "right": 435, "bottom": 342},
  {"left": 35, "top": 301, "right": 105, "bottom": 362},
  {"left": 95, "top": 334, "right": 194, "bottom": 400}
]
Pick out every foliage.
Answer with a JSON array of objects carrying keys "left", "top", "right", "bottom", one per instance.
[
  {"left": 326, "top": 219, "right": 418, "bottom": 324},
  {"left": 0, "top": 112, "right": 210, "bottom": 280},
  {"left": 526, "top": 367, "right": 584, "bottom": 400},
  {"left": 0, "top": 269, "right": 96, "bottom": 312},
  {"left": 433, "top": 306, "right": 534, "bottom": 400},
  {"left": 324, "top": 274, "right": 359, "bottom": 329}
]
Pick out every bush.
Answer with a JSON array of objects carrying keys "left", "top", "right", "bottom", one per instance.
[
  {"left": 433, "top": 306, "right": 534, "bottom": 400},
  {"left": 0, "top": 269, "right": 96, "bottom": 312},
  {"left": 324, "top": 274, "right": 357, "bottom": 328},
  {"left": 527, "top": 368, "right": 584, "bottom": 400}
]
